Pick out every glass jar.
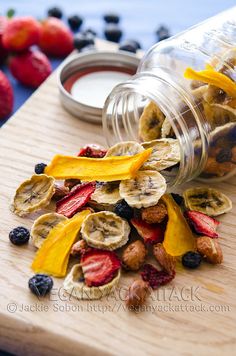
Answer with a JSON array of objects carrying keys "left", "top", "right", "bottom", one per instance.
[{"left": 103, "top": 7, "right": 236, "bottom": 187}]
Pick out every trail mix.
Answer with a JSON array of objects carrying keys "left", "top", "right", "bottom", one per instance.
[
  {"left": 138, "top": 49, "right": 236, "bottom": 180},
  {"left": 9, "top": 141, "right": 232, "bottom": 307}
]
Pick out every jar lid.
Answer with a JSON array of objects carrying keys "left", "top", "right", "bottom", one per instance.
[{"left": 58, "top": 51, "right": 140, "bottom": 124}]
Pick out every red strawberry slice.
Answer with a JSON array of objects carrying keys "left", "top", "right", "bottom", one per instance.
[
  {"left": 131, "top": 218, "right": 165, "bottom": 244},
  {"left": 184, "top": 210, "right": 220, "bottom": 238},
  {"left": 56, "top": 181, "right": 96, "bottom": 218},
  {"left": 81, "top": 249, "right": 121, "bottom": 287},
  {"left": 77, "top": 144, "right": 107, "bottom": 158}
]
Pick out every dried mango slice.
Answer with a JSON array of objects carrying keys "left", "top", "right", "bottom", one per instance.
[
  {"left": 162, "top": 194, "right": 195, "bottom": 256},
  {"left": 12, "top": 174, "right": 55, "bottom": 216},
  {"left": 44, "top": 149, "right": 152, "bottom": 182},
  {"left": 184, "top": 67, "right": 236, "bottom": 98},
  {"left": 31, "top": 209, "right": 91, "bottom": 277}
]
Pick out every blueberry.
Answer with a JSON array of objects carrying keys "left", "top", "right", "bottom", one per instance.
[
  {"left": 74, "top": 33, "right": 95, "bottom": 51},
  {"left": 114, "top": 200, "right": 134, "bottom": 220},
  {"left": 28, "top": 274, "right": 53, "bottom": 297},
  {"left": 34, "top": 163, "right": 47, "bottom": 174},
  {"left": 68, "top": 15, "right": 83, "bottom": 31},
  {"left": 182, "top": 251, "right": 202, "bottom": 269},
  {"left": 228, "top": 126, "right": 236, "bottom": 141},
  {"left": 171, "top": 193, "right": 184, "bottom": 206},
  {"left": 103, "top": 13, "right": 120, "bottom": 24},
  {"left": 47, "top": 7, "right": 63, "bottom": 19},
  {"left": 119, "top": 40, "right": 137, "bottom": 53},
  {"left": 9, "top": 226, "right": 30, "bottom": 246},
  {"left": 156, "top": 25, "right": 170, "bottom": 42},
  {"left": 128, "top": 40, "right": 141, "bottom": 50},
  {"left": 104, "top": 24, "right": 122, "bottom": 43}
]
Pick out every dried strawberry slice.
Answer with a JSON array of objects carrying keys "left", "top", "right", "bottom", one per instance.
[
  {"left": 77, "top": 144, "right": 107, "bottom": 158},
  {"left": 81, "top": 249, "right": 121, "bottom": 287},
  {"left": 56, "top": 182, "right": 96, "bottom": 218},
  {"left": 184, "top": 210, "right": 220, "bottom": 238},
  {"left": 131, "top": 218, "right": 165, "bottom": 244},
  {"left": 141, "top": 263, "right": 175, "bottom": 289}
]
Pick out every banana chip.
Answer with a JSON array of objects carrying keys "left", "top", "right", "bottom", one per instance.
[
  {"left": 81, "top": 211, "right": 130, "bottom": 250},
  {"left": 12, "top": 174, "right": 55, "bottom": 216},
  {"left": 91, "top": 182, "right": 121, "bottom": 205},
  {"left": 63, "top": 264, "right": 120, "bottom": 300},
  {"left": 183, "top": 187, "right": 232, "bottom": 216},
  {"left": 31, "top": 213, "right": 68, "bottom": 248},
  {"left": 141, "top": 138, "right": 180, "bottom": 171},
  {"left": 105, "top": 141, "right": 144, "bottom": 157},
  {"left": 139, "top": 101, "right": 165, "bottom": 141},
  {"left": 119, "top": 170, "right": 166, "bottom": 208}
]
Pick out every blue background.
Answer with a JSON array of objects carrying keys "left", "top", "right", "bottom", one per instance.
[{"left": 0, "top": 0, "right": 236, "bottom": 126}]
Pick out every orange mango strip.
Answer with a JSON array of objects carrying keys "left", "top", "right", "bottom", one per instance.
[
  {"left": 44, "top": 148, "right": 152, "bottom": 182},
  {"left": 31, "top": 209, "right": 91, "bottom": 277}
]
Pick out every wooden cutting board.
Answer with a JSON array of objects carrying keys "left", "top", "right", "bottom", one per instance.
[{"left": 0, "top": 40, "right": 235, "bottom": 356}]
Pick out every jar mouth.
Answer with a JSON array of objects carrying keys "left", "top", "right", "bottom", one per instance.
[{"left": 103, "top": 71, "right": 209, "bottom": 187}]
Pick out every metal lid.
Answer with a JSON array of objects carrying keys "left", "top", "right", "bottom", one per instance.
[{"left": 58, "top": 51, "right": 139, "bottom": 124}]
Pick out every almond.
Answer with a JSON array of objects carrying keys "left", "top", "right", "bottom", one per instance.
[
  {"left": 53, "top": 183, "right": 69, "bottom": 200},
  {"left": 196, "top": 236, "right": 223, "bottom": 264},
  {"left": 125, "top": 279, "right": 150, "bottom": 308},
  {"left": 71, "top": 239, "right": 88, "bottom": 256},
  {"left": 153, "top": 243, "right": 176, "bottom": 274},
  {"left": 141, "top": 202, "right": 167, "bottom": 224},
  {"left": 122, "top": 240, "right": 147, "bottom": 271}
]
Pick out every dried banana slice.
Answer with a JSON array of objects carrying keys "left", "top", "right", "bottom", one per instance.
[
  {"left": 63, "top": 264, "right": 120, "bottom": 300},
  {"left": 12, "top": 174, "right": 55, "bottom": 216},
  {"left": 183, "top": 187, "right": 232, "bottom": 216},
  {"left": 139, "top": 101, "right": 165, "bottom": 141},
  {"left": 105, "top": 141, "right": 144, "bottom": 157},
  {"left": 141, "top": 138, "right": 180, "bottom": 171},
  {"left": 119, "top": 170, "right": 166, "bottom": 208},
  {"left": 81, "top": 211, "right": 130, "bottom": 250},
  {"left": 91, "top": 182, "right": 121, "bottom": 205},
  {"left": 31, "top": 213, "right": 68, "bottom": 248},
  {"left": 161, "top": 118, "right": 175, "bottom": 138}
]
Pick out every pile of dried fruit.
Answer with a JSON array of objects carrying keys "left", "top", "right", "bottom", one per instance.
[{"left": 9, "top": 141, "right": 232, "bottom": 309}]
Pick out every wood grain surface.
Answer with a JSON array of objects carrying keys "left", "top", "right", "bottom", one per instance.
[{"left": 0, "top": 40, "right": 236, "bottom": 356}]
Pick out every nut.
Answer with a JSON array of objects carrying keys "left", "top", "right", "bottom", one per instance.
[
  {"left": 204, "top": 157, "right": 235, "bottom": 177},
  {"left": 122, "top": 240, "right": 147, "bottom": 271},
  {"left": 64, "top": 179, "right": 81, "bottom": 190},
  {"left": 153, "top": 243, "right": 176, "bottom": 274},
  {"left": 125, "top": 279, "right": 150, "bottom": 309},
  {"left": 196, "top": 236, "right": 223, "bottom": 264},
  {"left": 141, "top": 202, "right": 167, "bottom": 224},
  {"left": 53, "top": 183, "right": 69, "bottom": 200},
  {"left": 71, "top": 239, "right": 88, "bottom": 256}
]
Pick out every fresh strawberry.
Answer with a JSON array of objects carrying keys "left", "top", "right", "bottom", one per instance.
[
  {"left": 2, "top": 16, "right": 41, "bottom": 51},
  {"left": 39, "top": 17, "right": 73, "bottom": 57},
  {"left": 131, "top": 218, "right": 165, "bottom": 244},
  {"left": 9, "top": 50, "right": 52, "bottom": 88},
  {"left": 185, "top": 210, "right": 220, "bottom": 238},
  {"left": 81, "top": 249, "right": 121, "bottom": 287},
  {"left": 0, "top": 70, "right": 13, "bottom": 119},
  {"left": 78, "top": 144, "right": 107, "bottom": 158},
  {"left": 56, "top": 181, "right": 96, "bottom": 218},
  {"left": 0, "top": 16, "right": 8, "bottom": 64}
]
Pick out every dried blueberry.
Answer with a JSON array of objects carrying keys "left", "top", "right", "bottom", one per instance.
[
  {"left": 28, "top": 274, "right": 53, "bottom": 297},
  {"left": 47, "top": 7, "right": 63, "bottom": 19},
  {"left": 68, "top": 15, "right": 83, "bottom": 31},
  {"left": 74, "top": 33, "right": 95, "bottom": 51},
  {"left": 82, "top": 28, "right": 97, "bottom": 37},
  {"left": 34, "top": 163, "right": 47, "bottom": 174},
  {"left": 104, "top": 24, "right": 122, "bottom": 43},
  {"left": 216, "top": 148, "right": 232, "bottom": 163},
  {"left": 114, "top": 200, "right": 134, "bottom": 220},
  {"left": 171, "top": 193, "right": 184, "bottom": 206},
  {"left": 119, "top": 40, "right": 137, "bottom": 53},
  {"left": 156, "top": 25, "right": 170, "bottom": 41},
  {"left": 182, "top": 251, "right": 202, "bottom": 269},
  {"left": 103, "top": 13, "right": 120, "bottom": 24},
  {"left": 9, "top": 226, "right": 30, "bottom": 245}
]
